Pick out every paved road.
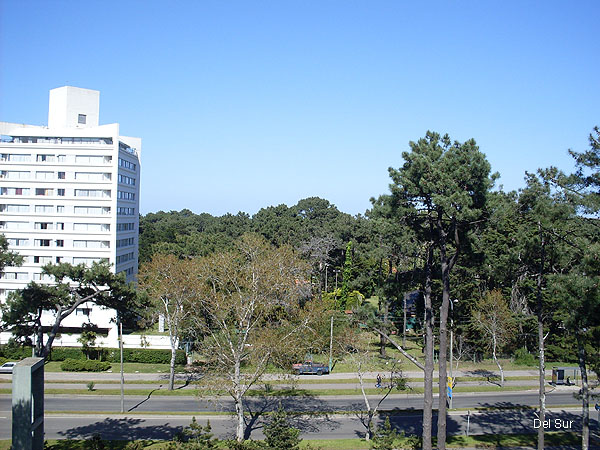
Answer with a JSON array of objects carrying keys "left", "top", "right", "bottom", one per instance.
[
  {"left": 0, "top": 368, "right": 558, "bottom": 383},
  {"left": 2, "top": 379, "right": 548, "bottom": 391},
  {"left": 0, "top": 390, "right": 583, "bottom": 414},
  {"left": 0, "top": 408, "right": 594, "bottom": 440}
]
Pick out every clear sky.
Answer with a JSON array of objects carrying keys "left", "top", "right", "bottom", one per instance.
[{"left": 1, "top": 1, "right": 598, "bottom": 216}]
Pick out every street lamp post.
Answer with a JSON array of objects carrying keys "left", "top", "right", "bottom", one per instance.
[{"left": 449, "top": 299, "right": 458, "bottom": 409}]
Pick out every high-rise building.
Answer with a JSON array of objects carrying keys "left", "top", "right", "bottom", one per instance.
[{"left": 0, "top": 86, "right": 140, "bottom": 345}]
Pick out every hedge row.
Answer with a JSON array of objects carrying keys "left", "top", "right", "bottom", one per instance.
[
  {"left": 0, "top": 345, "right": 186, "bottom": 365},
  {"left": 49, "top": 347, "right": 186, "bottom": 365},
  {"left": 60, "top": 358, "right": 111, "bottom": 372},
  {"left": 104, "top": 348, "right": 187, "bottom": 365},
  {"left": 0, "top": 345, "right": 32, "bottom": 361}
]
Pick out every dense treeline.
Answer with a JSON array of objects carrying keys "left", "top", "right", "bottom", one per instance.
[{"left": 135, "top": 129, "right": 599, "bottom": 449}]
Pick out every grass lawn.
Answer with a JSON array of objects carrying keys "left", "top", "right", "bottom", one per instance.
[{"left": 0, "top": 432, "right": 587, "bottom": 449}]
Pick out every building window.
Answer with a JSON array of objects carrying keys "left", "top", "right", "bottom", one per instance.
[
  {"left": 37, "top": 154, "right": 56, "bottom": 163},
  {"left": 57, "top": 205, "right": 65, "bottom": 213},
  {"left": 35, "top": 188, "right": 53, "bottom": 196},
  {"left": 2, "top": 171, "right": 30, "bottom": 179},
  {"left": 58, "top": 172, "right": 65, "bottom": 180},
  {"left": 1, "top": 187, "right": 29, "bottom": 196},
  {"left": 35, "top": 222, "right": 52, "bottom": 230},
  {"left": 57, "top": 222, "right": 65, "bottom": 230},
  {"left": 34, "top": 205, "right": 54, "bottom": 213},
  {"left": 76, "top": 307, "right": 91, "bottom": 316},
  {"left": 7, "top": 238, "right": 29, "bottom": 247},
  {"left": 74, "top": 223, "right": 110, "bottom": 232},
  {"left": 35, "top": 171, "right": 54, "bottom": 180},
  {"left": 117, "top": 222, "right": 135, "bottom": 231},
  {"left": 56, "top": 240, "right": 64, "bottom": 247},
  {"left": 1, "top": 204, "right": 30, "bottom": 213},
  {"left": 33, "top": 256, "right": 51, "bottom": 264},
  {"left": 35, "top": 239, "right": 51, "bottom": 247},
  {"left": 78, "top": 114, "right": 86, "bottom": 124},
  {"left": 116, "top": 237, "right": 135, "bottom": 248},
  {"left": 57, "top": 189, "right": 65, "bottom": 196},
  {"left": 56, "top": 257, "right": 62, "bottom": 263}
]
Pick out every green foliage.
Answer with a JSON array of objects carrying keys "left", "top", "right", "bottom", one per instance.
[
  {"left": 78, "top": 323, "right": 98, "bottom": 360},
  {"left": 1, "top": 261, "right": 143, "bottom": 358},
  {"left": 339, "top": 241, "right": 353, "bottom": 309},
  {"left": 513, "top": 347, "right": 536, "bottom": 366},
  {"left": 104, "top": 348, "right": 187, "bottom": 365},
  {"left": 0, "top": 234, "right": 23, "bottom": 274},
  {"left": 86, "top": 381, "right": 95, "bottom": 391},
  {"left": 0, "top": 340, "right": 32, "bottom": 360},
  {"left": 60, "top": 358, "right": 111, "bottom": 372},
  {"left": 123, "top": 442, "right": 145, "bottom": 450},
  {"left": 263, "top": 406, "right": 302, "bottom": 450},
  {"left": 85, "top": 434, "right": 105, "bottom": 450},
  {"left": 48, "top": 347, "right": 87, "bottom": 361},
  {"left": 370, "top": 417, "right": 398, "bottom": 450},
  {"left": 222, "top": 441, "right": 264, "bottom": 450}
]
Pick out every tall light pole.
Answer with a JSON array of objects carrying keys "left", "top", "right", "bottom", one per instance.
[
  {"left": 325, "top": 263, "right": 329, "bottom": 292},
  {"left": 449, "top": 299, "right": 457, "bottom": 409}
]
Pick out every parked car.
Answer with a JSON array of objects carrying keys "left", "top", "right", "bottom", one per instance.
[
  {"left": 0, "top": 362, "right": 16, "bottom": 374},
  {"left": 292, "top": 361, "right": 329, "bottom": 375}
]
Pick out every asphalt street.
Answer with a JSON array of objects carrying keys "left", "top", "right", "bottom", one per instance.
[
  {"left": 0, "top": 390, "right": 583, "bottom": 414},
  {"left": 0, "top": 408, "right": 594, "bottom": 440}
]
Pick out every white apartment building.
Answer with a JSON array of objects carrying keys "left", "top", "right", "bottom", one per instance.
[{"left": 0, "top": 86, "right": 141, "bottom": 347}]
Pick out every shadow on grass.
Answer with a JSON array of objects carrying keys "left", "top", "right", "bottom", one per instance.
[{"left": 465, "top": 369, "right": 502, "bottom": 386}]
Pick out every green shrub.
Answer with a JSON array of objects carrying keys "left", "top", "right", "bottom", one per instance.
[
  {"left": 0, "top": 340, "right": 32, "bottom": 360},
  {"left": 61, "top": 358, "right": 111, "bottom": 372},
  {"left": 105, "top": 348, "right": 186, "bottom": 365},
  {"left": 48, "top": 347, "right": 86, "bottom": 361},
  {"left": 264, "top": 406, "right": 301, "bottom": 450},
  {"left": 513, "top": 347, "right": 536, "bottom": 366}
]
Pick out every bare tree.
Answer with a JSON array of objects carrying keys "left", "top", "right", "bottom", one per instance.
[
  {"left": 472, "top": 290, "right": 515, "bottom": 387},
  {"left": 189, "top": 234, "right": 316, "bottom": 441},
  {"left": 299, "top": 234, "right": 339, "bottom": 294},
  {"left": 342, "top": 328, "right": 407, "bottom": 440},
  {"left": 138, "top": 254, "right": 200, "bottom": 390}
]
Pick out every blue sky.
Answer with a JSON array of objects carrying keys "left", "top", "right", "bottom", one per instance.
[{"left": 1, "top": 1, "right": 598, "bottom": 216}]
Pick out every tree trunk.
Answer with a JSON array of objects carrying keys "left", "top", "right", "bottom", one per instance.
[
  {"left": 578, "top": 341, "right": 589, "bottom": 450},
  {"left": 235, "top": 393, "right": 245, "bottom": 442},
  {"left": 437, "top": 258, "right": 450, "bottom": 450},
  {"left": 234, "top": 360, "right": 245, "bottom": 441},
  {"left": 379, "top": 296, "right": 387, "bottom": 358},
  {"left": 492, "top": 336, "right": 504, "bottom": 387},
  {"left": 536, "top": 222, "right": 545, "bottom": 450},
  {"left": 403, "top": 293, "right": 407, "bottom": 348},
  {"left": 422, "top": 246, "right": 434, "bottom": 450},
  {"left": 168, "top": 342, "right": 177, "bottom": 391}
]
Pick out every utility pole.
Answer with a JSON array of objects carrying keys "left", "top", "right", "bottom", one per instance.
[
  {"left": 328, "top": 315, "right": 334, "bottom": 372},
  {"left": 449, "top": 299, "right": 456, "bottom": 409},
  {"left": 403, "top": 293, "right": 407, "bottom": 348},
  {"left": 120, "top": 320, "right": 124, "bottom": 414}
]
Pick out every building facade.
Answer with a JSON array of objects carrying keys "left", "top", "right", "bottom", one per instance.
[{"left": 0, "top": 86, "right": 141, "bottom": 346}]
